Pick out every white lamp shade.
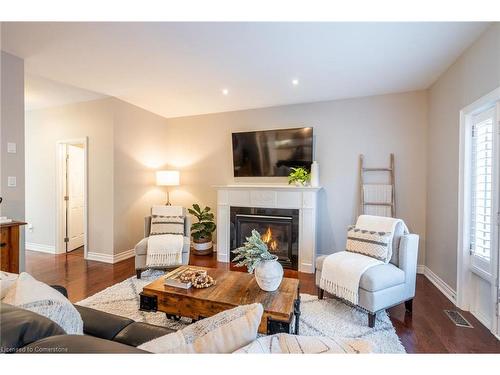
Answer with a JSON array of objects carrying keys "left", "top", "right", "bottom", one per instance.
[{"left": 156, "top": 170, "right": 180, "bottom": 186}]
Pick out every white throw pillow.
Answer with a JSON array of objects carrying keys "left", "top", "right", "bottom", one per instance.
[
  {"left": 234, "top": 333, "right": 372, "bottom": 354},
  {"left": 0, "top": 271, "right": 18, "bottom": 299},
  {"left": 139, "top": 303, "right": 263, "bottom": 353},
  {"left": 3, "top": 272, "right": 83, "bottom": 335},
  {"left": 346, "top": 225, "right": 392, "bottom": 263}
]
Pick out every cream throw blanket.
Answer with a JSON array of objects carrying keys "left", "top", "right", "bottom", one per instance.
[
  {"left": 320, "top": 252, "right": 382, "bottom": 304},
  {"left": 320, "top": 215, "right": 409, "bottom": 305},
  {"left": 146, "top": 234, "right": 184, "bottom": 267}
]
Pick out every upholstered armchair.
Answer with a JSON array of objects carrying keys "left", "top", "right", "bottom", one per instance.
[
  {"left": 135, "top": 206, "right": 191, "bottom": 279},
  {"left": 315, "top": 218, "right": 419, "bottom": 328}
]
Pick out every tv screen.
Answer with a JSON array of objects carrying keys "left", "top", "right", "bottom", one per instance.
[{"left": 232, "top": 127, "right": 313, "bottom": 177}]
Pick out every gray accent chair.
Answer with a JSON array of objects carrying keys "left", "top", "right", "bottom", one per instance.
[
  {"left": 315, "top": 222, "right": 419, "bottom": 328},
  {"left": 134, "top": 208, "right": 191, "bottom": 279}
]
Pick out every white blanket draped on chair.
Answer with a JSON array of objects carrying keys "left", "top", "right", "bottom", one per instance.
[
  {"left": 146, "top": 234, "right": 184, "bottom": 267},
  {"left": 320, "top": 215, "right": 408, "bottom": 305},
  {"left": 320, "top": 252, "right": 382, "bottom": 305},
  {"left": 146, "top": 205, "right": 185, "bottom": 267}
]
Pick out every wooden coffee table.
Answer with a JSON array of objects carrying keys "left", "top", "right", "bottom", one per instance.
[{"left": 139, "top": 266, "right": 301, "bottom": 335}]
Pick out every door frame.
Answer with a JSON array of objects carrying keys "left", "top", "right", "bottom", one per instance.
[
  {"left": 458, "top": 86, "right": 500, "bottom": 336},
  {"left": 55, "top": 137, "right": 89, "bottom": 259}
]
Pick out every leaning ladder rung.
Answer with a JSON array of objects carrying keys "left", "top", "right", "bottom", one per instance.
[
  {"left": 362, "top": 168, "right": 392, "bottom": 172},
  {"left": 363, "top": 202, "right": 394, "bottom": 206}
]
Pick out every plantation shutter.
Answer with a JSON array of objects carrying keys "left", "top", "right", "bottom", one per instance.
[{"left": 470, "top": 107, "right": 495, "bottom": 260}]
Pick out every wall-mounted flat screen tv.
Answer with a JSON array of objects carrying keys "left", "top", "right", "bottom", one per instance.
[{"left": 232, "top": 127, "right": 313, "bottom": 177}]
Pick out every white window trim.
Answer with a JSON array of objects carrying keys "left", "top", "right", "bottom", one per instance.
[{"left": 457, "top": 86, "right": 500, "bottom": 312}]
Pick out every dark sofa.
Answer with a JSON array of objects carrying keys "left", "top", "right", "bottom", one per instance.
[{"left": 0, "top": 286, "right": 174, "bottom": 354}]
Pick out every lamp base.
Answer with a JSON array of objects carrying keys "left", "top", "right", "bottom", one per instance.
[{"left": 165, "top": 190, "right": 172, "bottom": 206}]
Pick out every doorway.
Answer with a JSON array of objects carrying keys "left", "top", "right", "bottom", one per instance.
[
  {"left": 458, "top": 88, "right": 500, "bottom": 338},
  {"left": 56, "top": 138, "right": 88, "bottom": 258}
]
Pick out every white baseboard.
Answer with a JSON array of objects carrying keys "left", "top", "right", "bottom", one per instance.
[
  {"left": 87, "top": 249, "right": 135, "bottom": 264},
  {"left": 26, "top": 242, "right": 56, "bottom": 254},
  {"left": 86, "top": 251, "right": 114, "bottom": 263},
  {"left": 420, "top": 265, "right": 457, "bottom": 305},
  {"left": 113, "top": 249, "right": 135, "bottom": 263}
]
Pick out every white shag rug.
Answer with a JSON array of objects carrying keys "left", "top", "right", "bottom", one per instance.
[{"left": 77, "top": 270, "right": 405, "bottom": 353}]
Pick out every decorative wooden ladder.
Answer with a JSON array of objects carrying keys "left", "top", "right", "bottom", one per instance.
[{"left": 359, "top": 153, "right": 396, "bottom": 217}]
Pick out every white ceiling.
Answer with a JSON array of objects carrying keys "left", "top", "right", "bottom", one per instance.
[
  {"left": 25, "top": 74, "right": 107, "bottom": 111},
  {"left": 2, "top": 22, "right": 490, "bottom": 118}
]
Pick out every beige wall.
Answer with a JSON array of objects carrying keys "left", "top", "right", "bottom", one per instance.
[
  {"left": 427, "top": 24, "right": 500, "bottom": 289},
  {"left": 25, "top": 97, "right": 172, "bottom": 256},
  {"left": 25, "top": 98, "right": 115, "bottom": 254},
  {"left": 164, "top": 90, "right": 428, "bottom": 264},
  {"left": 112, "top": 98, "right": 170, "bottom": 254},
  {"left": 1, "top": 51, "right": 26, "bottom": 270}
]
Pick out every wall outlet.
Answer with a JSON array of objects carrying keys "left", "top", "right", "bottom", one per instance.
[
  {"left": 7, "top": 142, "right": 17, "bottom": 153},
  {"left": 7, "top": 176, "right": 16, "bottom": 187}
]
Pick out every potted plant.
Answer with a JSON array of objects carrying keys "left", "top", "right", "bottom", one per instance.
[
  {"left": 188, "top": 204, "right": 216, "bottom": 256},
  {"left": 232, "top": 229, "right": 284, "bottom": 291},
  {"left": 288, "top": 167, "right": 311, "bottom": 186}
]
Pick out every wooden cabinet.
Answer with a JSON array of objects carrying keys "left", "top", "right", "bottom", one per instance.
[{"left": 1, "top": 221, "right": 26, "bottom": 273}]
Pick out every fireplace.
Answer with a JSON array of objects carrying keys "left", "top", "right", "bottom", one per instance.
[{"left": 230, "top": 207, "right": 299, "bottom": 270}]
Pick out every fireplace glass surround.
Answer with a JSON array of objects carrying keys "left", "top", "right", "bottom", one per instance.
[{"left": 230, "top": 206, "right": 299, "bottom": 270}]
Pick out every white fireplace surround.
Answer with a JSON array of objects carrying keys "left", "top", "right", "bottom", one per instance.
[{"left": 215, "top": 184, "right": 321, "bottom": 273}]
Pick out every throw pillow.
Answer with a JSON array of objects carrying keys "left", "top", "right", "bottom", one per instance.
[
  {"left": 0, "top": 271, "right": 18, "bottom": 299},
  {"left": 346, "top": 225, "right": 392, "bottom": 263},
  {"left": 234, "top": 333, "right": 372, "bottom": 354},
  {"left": 138, "top": 303, "right": 263, "bottom": 353},
  {"left": 3, "top": 273, "right": 83, "bottom": 335},
  {"left": 150, "top": 215, "right": 184, "bottom": 236}
]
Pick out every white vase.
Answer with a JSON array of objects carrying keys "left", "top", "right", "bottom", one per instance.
[
  {"left": 254, "top": 256, "right": 284, "bottom": 292},
  {"left": 310, "top": 160, "right": 319, "bottom": 187}
]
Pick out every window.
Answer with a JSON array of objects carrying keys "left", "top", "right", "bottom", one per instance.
[{"left": 470, "top": 107, "right": 495, "bottom": 260}]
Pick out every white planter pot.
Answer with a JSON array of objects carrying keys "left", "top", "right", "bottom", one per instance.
[
  {"left": 254, "top": 256, "right": 284, "bottom": 292},
  {"left": 193, "top": 240, "right": 213, "bottom": 251}
]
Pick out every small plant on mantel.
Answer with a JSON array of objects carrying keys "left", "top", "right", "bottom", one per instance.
[
  {"left": 189, "top": 204, "right": 216, "bottom": 256},
  {"left": 288, "top": 167, "right": 311, "bottom": 186},
  {"left": 232, "top": 230, "right": 276, "bottom": 273}
]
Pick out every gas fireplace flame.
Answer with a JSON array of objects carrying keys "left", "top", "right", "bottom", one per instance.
[{"left": 262, "top": 227, "right": 278, "bottom": 252}]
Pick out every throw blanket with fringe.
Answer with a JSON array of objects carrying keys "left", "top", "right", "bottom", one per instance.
[
  {"left": 146, "top": 234, "right": 184, "bottom": 267},
  {"left": 320, "top": 215, "right": 409, "bottom": 305},
  {"left": 320, "top": 251, "right": 382, "bottom": 305}
]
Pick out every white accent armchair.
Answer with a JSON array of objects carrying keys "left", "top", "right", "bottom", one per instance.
[
  {"left": 315, "top": 219, "right": 419, "bottom": 327},
  {"left": 134, "top": 206, "right": 191, "bottom": 279}
]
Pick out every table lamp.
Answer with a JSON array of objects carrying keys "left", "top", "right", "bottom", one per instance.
[{"left": 156, "top": 170, "right": 180, "bottom": 206}]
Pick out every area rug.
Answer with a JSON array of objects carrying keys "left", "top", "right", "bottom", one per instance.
[{"left": 77, "top": 270, "right": 405, "bottom": 353}]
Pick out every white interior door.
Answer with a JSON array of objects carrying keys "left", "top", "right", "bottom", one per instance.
[{"left": 66, "top": 144, "right": 85, "bottom": 251}]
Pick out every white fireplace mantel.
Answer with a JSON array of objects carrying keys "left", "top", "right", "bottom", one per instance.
[{"left": 215, "top": 184, "right": 321, "bottom": 273}]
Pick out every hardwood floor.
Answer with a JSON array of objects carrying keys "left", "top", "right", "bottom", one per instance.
[{"left": 25, "top": 249, "right": 500, "bottom": 353}]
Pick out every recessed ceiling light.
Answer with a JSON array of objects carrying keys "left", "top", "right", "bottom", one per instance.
[
  {"left": 222, "top": 89, "right": 229, "bottom": 96},
  {"left": 292, "top": 79, "right": 299, "bottom": 86}
]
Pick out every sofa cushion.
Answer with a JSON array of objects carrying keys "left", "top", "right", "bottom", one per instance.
[
  {"left": 234, "top": 333, "right": 372, "bottom": 354},
  {"left": 0, "top": 302, "right": 66, "bottom": 353},
  {"left": 18, "top": 335, "right": 147, "bottom": 354},
  {"left": 3, "top": 273, "right": 83, "bottom": 335},
  {"left": 74, "top": 304, "right": 134, "bottom": 340},
  {"left": 113, "top": 322, "right": 175, "bottom": 347},
  {"left": 0, "top": 271, "right": 18, "bottom": 299},
  {"left": 138, "top": 303, "right": 263, "bottom": 353},
  {"left": 359, "top": 263, "right": 405, "bottom": 292}
]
